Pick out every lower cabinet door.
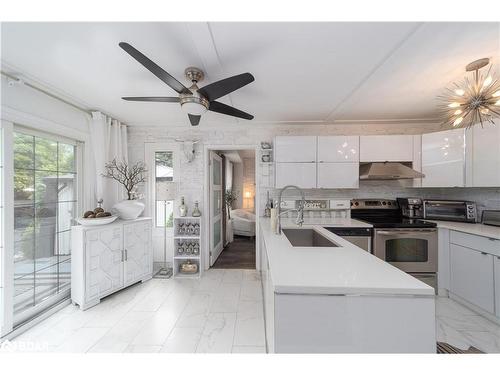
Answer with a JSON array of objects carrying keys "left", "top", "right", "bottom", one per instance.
[
  {"left": 275, "top": 162, "right": 317, "bottom": 188},
  {"left": 85, "top": 227, "right": 124, "bottom": 301},
  {"left": 450, "top": 244, "right": 495, "bottom": 314},
  {"left": 495, "top": 256, "right": 500, "bottom": 318},
  {"left": 317, "top": 163, "right": 359, "bottom": 188},
  {"left": 124, "top": 221, "right": 152, "bottom": 285}
]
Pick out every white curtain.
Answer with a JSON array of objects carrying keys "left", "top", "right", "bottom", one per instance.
[{"left": 88, "top": 111, "right": 128, "bottom": 210}]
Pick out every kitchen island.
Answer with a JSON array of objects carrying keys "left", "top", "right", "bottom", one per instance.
[{"left": 259, "top": 218, "right": 436, "bottom": 353}]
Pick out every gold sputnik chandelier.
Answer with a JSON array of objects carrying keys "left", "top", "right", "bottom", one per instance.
[{"left": 439, "top": 58, "right": 500, "bottom": 129}]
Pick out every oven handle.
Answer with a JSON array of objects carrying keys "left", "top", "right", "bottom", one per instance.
[{"left": 376, "top": 230, "right": 436, "bottom": 235}]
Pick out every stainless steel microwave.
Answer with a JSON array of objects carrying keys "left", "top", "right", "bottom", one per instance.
[{"left": 423, "top": 200, "right": 477, "bottom": 223}]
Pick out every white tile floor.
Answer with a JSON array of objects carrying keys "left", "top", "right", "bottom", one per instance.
[
  {"left": 9, "top": 269, "right": 500, "bottom": 353},
  {"left": 12, "top": 269, "right": 266, "bottom": 353}
]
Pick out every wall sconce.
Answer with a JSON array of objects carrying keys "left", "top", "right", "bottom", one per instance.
[{"left": 244, "top": 191, "right": 252, "bottom": 199}]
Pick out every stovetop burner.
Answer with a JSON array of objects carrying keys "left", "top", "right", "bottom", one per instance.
[
  {"left": 350, "top": 198, "right": 437, "bottom": 228},
  {"left": 353, "top": 216, "right": 437, "bottom": 228}
]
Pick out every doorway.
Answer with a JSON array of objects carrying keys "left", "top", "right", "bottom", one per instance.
[{"left": 206, "top": 148, "right": 257, "bottom": 270}]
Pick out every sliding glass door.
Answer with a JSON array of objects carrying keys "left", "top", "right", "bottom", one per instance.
[{"left": 13, "top": 130, "right": 78, "bottom": 325}]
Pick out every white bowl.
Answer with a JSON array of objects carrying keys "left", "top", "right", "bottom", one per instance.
[{"left": 76, "top": 215, "right": 118, "bottom": 226}]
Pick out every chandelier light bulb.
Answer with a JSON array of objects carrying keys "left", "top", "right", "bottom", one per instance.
[
  {"left": 483, "top": 76, "right": 493, "bottom": 88},
  {"left": 448, "top": 102, "right": 461, "bottom": 108},
  {"left": 453, "top": 109, "right": 462, "bottom": 115},
  {"left": 493, "top": 90, "right": 500, "bottom": 98},
  {"left": 454, "top": 89, "right": 465, "bottom": 96},
  {"left": 495, "top": 99, "right": 500, "bottom": 106},
  {"left": 480, "top": 108, "right": 490, "bottom": 114},
  {"left": 453, "top": 117, "right": 464, "bottom": 127}
]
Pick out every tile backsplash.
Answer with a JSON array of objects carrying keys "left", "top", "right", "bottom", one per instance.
[{"left": 261, "top": 180, "right": 500, "bottom": 220}]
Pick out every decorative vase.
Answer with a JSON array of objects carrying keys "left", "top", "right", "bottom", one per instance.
[
  {"left": 179, "top": 196, "right": 188, "bottom": 217},
  {"left": 192, "top": 201, "right": 201, "bottom": 217},
  {"left": 112, "top": 200, "right": 145, "bottom": 220}
]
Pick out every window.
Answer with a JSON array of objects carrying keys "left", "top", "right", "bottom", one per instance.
[
  {"left": 155, "top": 151, "right": 174, "bottom": 228},
  {"left": 13, "top": 130, "right": 77, "bottom": 323}
]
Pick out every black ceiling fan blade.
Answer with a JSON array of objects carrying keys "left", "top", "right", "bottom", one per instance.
[
  {"left": 122, "top": 96, "right": 180, "bottom": 102},
  {"left": 119, "top": 42, "right": 191, "bottom": 95},
  {"left": 198, "top": 73, "right": 254, "bottom": 101},
  {"left": 188, "top": 114, "right": 201, "bottom": 126},
  {"left": 209, "top": 101, "right": 254, "bottom": 120}
]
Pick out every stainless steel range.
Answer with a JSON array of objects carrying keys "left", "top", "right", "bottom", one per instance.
[{"left": 350, "top": 198, "right": 438, "bottom": 289}]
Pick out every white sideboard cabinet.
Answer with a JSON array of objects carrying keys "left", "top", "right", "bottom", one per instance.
[{"left": 71, "top": 217, "right": 152, "bottom": 310}]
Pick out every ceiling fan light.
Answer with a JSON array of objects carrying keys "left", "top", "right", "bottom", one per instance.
[{"left": 181, "top": 102, "right": 208, "bottom": 116}]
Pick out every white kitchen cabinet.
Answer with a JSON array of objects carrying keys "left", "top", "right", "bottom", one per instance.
[
  {"left": 71, "top": 218, "right": 152, "bottom": 310},
  {"left": 470, "top": 124, "right": 500, "bottom": 187},
  {"left": 421, "top": 129, "right": 465, "bottom": 187},
  {"left": 275, "top": 162, "right": 316, "bottom": 189},
  {"left": 317, "top": 136, "right": 359, "bottom": 162},
  {"left": 360, "top": 135, "right": 414, "bottom": 162},
  {"left": 317, "top": 163, "right": 359, "bottom": 188},
  {"left": 275, "top": 136, "right": 317, "bottom": 163},
  {"left": 450, "top": 243, "right": 495, "bottom": 314}
]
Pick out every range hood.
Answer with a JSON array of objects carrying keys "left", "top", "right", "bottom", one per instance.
[{"left": 359, "top": 162, "right": 425, "bottom": 180}]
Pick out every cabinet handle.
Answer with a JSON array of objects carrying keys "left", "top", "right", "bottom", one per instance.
[
  {"left": 121, "top": 250, "right": 124, "bottom": 262},
  {"left": 481, "top": 252, "right": 488, "bottom": 255},
  {"left": 489, "top": 238, "right": 498, "bottom": 242},
  {"left": 125, "top": 249, "right": 128, "bottom": 261}
]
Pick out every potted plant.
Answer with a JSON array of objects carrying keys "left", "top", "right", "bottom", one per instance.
[
  {"left": 102, "top": 159, "right": 147, "bottom": 219},
  {"left": 224, "top": 189, "right": 238, "bottom": 219}
]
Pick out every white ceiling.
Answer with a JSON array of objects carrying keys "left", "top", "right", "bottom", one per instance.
[{"left": 1, "top": 22, "right": 499, "bottom": 127}]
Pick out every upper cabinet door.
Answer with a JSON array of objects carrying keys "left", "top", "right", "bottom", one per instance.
[
  {"left": 317, "top": 163, "right": 359, "bottom": 188},
  {"left": 317, "top": 136, "right": 359, "bottom": 163},
  {"left": 360, "top": 135, "right": 414, "bottom": 162},
  {"left": 275, "top": 136, "right": 317, "bottom": 163},
  {"left": 421, "top": 129, "right": 465, "bottom": 187},
  {"left": 471, "top": 124, "right": 500, "bottom": 187},
  {"left": 275, "top": 162, "right": 317, "bottom": 189}
]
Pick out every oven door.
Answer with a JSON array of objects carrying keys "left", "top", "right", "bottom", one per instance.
[{"left": 374, "top": 228, "right": 437, "bottom": 273}]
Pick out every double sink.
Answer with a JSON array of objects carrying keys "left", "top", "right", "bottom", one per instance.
[{"left": 282, "top": 228, "right": 339, "bottom": 247}]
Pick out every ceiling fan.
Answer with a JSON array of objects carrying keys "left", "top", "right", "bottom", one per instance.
[{"left": 119, "top": 42, "right": 255, "bottom": 126}]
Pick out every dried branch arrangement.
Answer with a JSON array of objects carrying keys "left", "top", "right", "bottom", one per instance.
[{"left": 102, "top": 159, "right": 147, "bottom": 200}]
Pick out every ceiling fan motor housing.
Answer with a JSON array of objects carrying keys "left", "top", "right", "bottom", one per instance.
[{"left": 180, "top": 82, "right": 209, "bottom": 115}]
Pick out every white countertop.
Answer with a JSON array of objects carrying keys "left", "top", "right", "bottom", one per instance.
[
  {"left": 260, "top": 218, "right": 434, "bottom": 296},
  {"left": 427, "top": 220, "right": 500, "bottom": 240}
]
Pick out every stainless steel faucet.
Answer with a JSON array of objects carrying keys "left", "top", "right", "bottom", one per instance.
[{"left": 276, "top": 185, "right": 305, "bottom": 234}]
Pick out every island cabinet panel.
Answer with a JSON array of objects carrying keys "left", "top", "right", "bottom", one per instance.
[
  {"left": 275, "top": 162, "right": 316, "bottom": 189},
  {"left": 274, "top": 136, "right": 317, "bottom": 163},
  {"left": 273, "top": 293, "right": 435, "bottom": 353},
  {"left": 360, "top": 135, "right": 414, "bottom": 162},
  {"left": 71, "top": 218, "right": 153, "bottom": 310},
  {"left": 450, "top": 243, "right": 495, "bottom": 314},
  {"left": 259, "top": 233, "right": 274, "bottom": 353},
  {"left": 317, "top": 136, "right": 359, "bottom": 162},
  {"left": 317, "top": 163, "right": 359, "bottom": 188}
]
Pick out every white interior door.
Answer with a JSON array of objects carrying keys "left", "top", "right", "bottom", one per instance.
[{"left": 209, "top": 152, "right": 224, "bottom": 266}]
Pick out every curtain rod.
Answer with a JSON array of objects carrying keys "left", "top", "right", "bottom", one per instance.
[{"left": 1, "top": 70, "right": 125, "bottom": 124}]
